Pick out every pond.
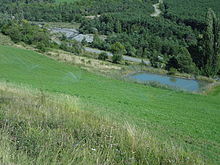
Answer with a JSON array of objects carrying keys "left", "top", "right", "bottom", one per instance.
[{"left": 129, "top": 72, "right": 209, "bottom": 92}]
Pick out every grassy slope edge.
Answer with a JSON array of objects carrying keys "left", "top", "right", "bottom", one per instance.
[
  {"left": 0, "top": 82, "right": 204, "bottom": 165},
  {"left": 0, "top": 45, "right": 220, "bottom": 164}
]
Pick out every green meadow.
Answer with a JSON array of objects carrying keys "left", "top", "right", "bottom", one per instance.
[
  {"left": 0, "top": 45, "right": 220, "bottom": 164},
  {"left": 0, "top": 82, "right": 204, "bottom": 165}
]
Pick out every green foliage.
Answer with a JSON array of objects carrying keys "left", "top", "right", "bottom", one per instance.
[
  {"left": 1, "top": 20, "right": 50, "bottom": 47},
  {"left": 1, "top": 0, "right": 218, "bottom": 76},
  {"left": 55, "top": 0, "right": 80, "bottom": 2},
  {"left": 202, "top": 9, "right": 220, "bottom": 76},
  {"left": 0, "top": 13, "right": 11, "bottom": 28},
  {"left": 110, "top": 42, "right": 125, "bottom": 63},
  {"left": 60, "top": 40, "right": 83, "bottom": 55},
  {"left": 98, "top": 52, "right": 108, "bottom": 61},
  {"left": 0, "top": 33, "right": 13, "bottom": 45},
  {"left": 36, "top": 42, "right": 47, "bottom": 52},
  {"left": 189, "top": 9, "right": 220, "bottom": 77},
  {"left": 164, "top": 0, "right": 220, "bottom": 21},
  {"left": 149, "top": 50, "right": 166, "bottom": 69},
  {"left": 80, "top": 10, "right": 199, "bottom": 74},
  {"left": 166, "top": 48, "right": 197, "bottom": 74},
  {"left": 111, "top": 42, "right": 126, "bottom": 55},
  {"left": 81, "top": 37, "right": 88, "bottom": 46},
  {"left": 0, "top": 0, "right": 154, "bottom": 23},
  {"left": 112, "top": 53, "right": 122, "bottom": 64},
  {"left": 167, "top": 67, "right": 177, "bottom": 75},
  {"left": 91, "top": 34, "right": 105, "bottom": 49},
  {"left": 60, "top": 34, "right": 67, "bottom": 41},
  {"left": 176, "top": 48, "right": 197, "bottom": 73}
]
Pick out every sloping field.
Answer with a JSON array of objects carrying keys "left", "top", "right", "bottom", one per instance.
[
  {"left": 0, "top": 45, "right": 220, "bottom": 164},
  {"left": 0, "top": 82, "right": 205, "bottom": 165}
]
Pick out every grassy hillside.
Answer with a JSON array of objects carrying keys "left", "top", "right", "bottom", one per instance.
[
  {"left": 0, "top": 45, "right": 220, "bottom": 164},
  {"left": 0, "top": 82, "right": 204, "bottom": 164}
]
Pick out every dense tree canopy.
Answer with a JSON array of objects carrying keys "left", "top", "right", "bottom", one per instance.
[
  {"left": 0, "top": 0, "right": 220, "bottom": 76},
  {"left": 201, "top": 9, "right": 220, "bottom": 76}
]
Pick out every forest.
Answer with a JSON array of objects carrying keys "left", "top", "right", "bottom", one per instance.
[
  {"left": 0, "top": 0, "right": 219, "bottom": 77},
  {"left": 164, "top": 0, "right": 220, "bottom": 21}
]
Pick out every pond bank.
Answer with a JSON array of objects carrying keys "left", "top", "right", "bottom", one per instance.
[
  {"left": 122, "top": 65, "right": 216, "bottom": 83},
  {"left": 128, "top": 72, "right": 210, "bottom": 92}
]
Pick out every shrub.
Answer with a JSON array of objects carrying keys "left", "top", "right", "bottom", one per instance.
[
  {"left": 36, "top": 42, "right": 47, "bottom": 52},
  {"left": 112, "top": 53, "right": 122, "bottom": 64},
  {"left": 98, "top": 52, "right": 108, "bottom": 61},
  {"left": 168, "top": 67, "right": 177, "bottom": 75}
]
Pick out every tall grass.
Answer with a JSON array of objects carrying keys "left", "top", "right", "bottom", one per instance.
[
  {"left": 0, "top": 82, "right": 204, "bottom": 165},
  {"left": 0, "top": 33, "right": 14, "bottom": 46}
]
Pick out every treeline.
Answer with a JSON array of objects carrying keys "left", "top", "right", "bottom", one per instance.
[
  {"left": 1, "top": 20, "right": 49, "bottom": 44},
  {"left": 0, "top": 18, "right": 51, "bottom": 51},
  {"left": 0, "top": 17, "right": 85, "bottom": 54},
  {"left": 3, "top": 0, "right": 55, "bottom": 3},
  {"left": 163, "top": 0, "right": 220, "bottom": 22},
  {"left": 82, "top": 9, "right": 220, "bottom": 76},
  {"left": 189, "top": 9, "right": 220, "bottom": 77},
  {"left": 0, "top": 0, "right": 82, "bottom": 22},
  {"left": 160, "top": 0, "right": 220, "bottom": 76},
  {"left": 80, "top": 11, "right": 199, "bottom": 73},
  {"left": 0, "top": 0, "right": 219, "bottom": 76},
  {"left": 0, "top": 0, "right": 154, "bottom": 22},
  {"left": 0, "top": 15, "right": 85, "bottom": 54}
]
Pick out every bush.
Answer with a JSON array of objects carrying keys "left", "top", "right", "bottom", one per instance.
[
  {"left": 1, "top": 20, "right": 50, "bottom": 47},
  {"left": 60, "top": 41, "right": 83, "bottom": 55},
  {"left": 36, "top": 42, "right": 47, "bottom": 52},
  {"left": 112, "top": 53, "right": 122, "bottom": 64},
  {"left": 98, "top": 52, "right": 108, "bottom": 61},
  {"left": 168, "top": 67, "right": 177, "bottom": 75}
]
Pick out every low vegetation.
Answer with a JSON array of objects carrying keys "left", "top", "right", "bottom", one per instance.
[
  {"left": 0, "top": 82, "right": 205, "bottom": 165},
  {"left": 1, "top": 20, "right": 51, "bottom": 52},
  {"left": 0, "top": 33, "right": 13, "bottom": 46},
  {"left": 0, "top": 45, "right": 220, "bottom": 164}
]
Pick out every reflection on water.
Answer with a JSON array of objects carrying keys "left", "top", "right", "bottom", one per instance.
[
  {"left": 169, "top": 77, "right": 177, "bottom": 83},
  {"left": 130, "top": 72, "right": 208, "bottom": 92}
]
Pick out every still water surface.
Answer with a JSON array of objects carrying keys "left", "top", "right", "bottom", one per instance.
[{"left": 130, "top": 72, "right": 208, "bottom": 92}]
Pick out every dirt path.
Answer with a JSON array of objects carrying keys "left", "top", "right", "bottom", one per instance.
[{"left": 151, "top": 0, "right": 163, "bottom": 17}]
